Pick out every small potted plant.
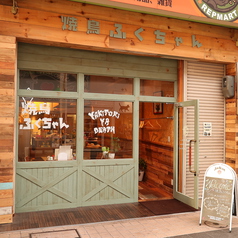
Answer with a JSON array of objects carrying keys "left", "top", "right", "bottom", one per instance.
[
  {"left": 109, "top": 137, "right": 121, "bottom": 159},
  {"left": 102, "top": 146, "right": 110, "bottom": 159},
  {"left": 139, "top": 158, "right": 147, "bottom": 181}
]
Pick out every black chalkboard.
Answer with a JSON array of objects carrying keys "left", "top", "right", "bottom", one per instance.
[{"left": 201, "top": 176, "right": 233, "bottom": 226}]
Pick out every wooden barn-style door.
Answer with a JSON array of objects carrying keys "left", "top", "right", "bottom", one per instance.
[
  {"left": 16, "top": 162, "right": 79, "bottom": 212},
  {"left": 16, "top": 159, "right": 136, "bottom": 212},
  {"left": 81, "top": 160, "right": 135, "bottom": 206}
]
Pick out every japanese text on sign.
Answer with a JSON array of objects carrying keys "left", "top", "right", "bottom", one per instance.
[
  {"left": 60, "top": 16, "right": 202, "bottom": 48},
  {"left": 20, "top": 98, "right": 69, "bottom": 130}
]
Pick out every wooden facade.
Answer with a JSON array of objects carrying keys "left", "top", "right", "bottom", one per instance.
[
  {"left": 225, "top": 63, "right": 237, "bottom": 171},
  {"left": 0, "top": 0, "right": 238, "bottom": 224},
  {"left": 0, "top": 35, "right": 16, "bottom": 224},
  {"left": 0, "top": 0, "right": 238, "bottom": 62}
]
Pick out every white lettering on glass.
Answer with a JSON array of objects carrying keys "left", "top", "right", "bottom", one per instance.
[
  {"left": 20, "top": 117, "right": 69, "bottom": 130},
  {"left": 94, "top": 126, "right": 115, "bottom": 134},
  {"left": 88, "top": 109, "right": 120, "bottom": 120},
  {"left": 88, "top": 109, "right": 121, "bottom": 134},
  {"left": 20, "top": 98, "right": 70, "bottom": 130}
]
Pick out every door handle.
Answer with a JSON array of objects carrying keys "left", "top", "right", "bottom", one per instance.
[{"left": 189, "top": 139, "right": 196, "bottom": 176}]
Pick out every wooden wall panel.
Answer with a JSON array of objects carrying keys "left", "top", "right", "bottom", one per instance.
[
  {"left": 0, "top": 214, "right": 12, "bottom": 223},
  {"left": 0, "top": 35, "right": 16, "bottom": 224},
  {"left": 225, "top": 63, "right": 237, "bottom": 171},
  {"left": 1, "top": 0, "right": 237, "bottom": 40},
  {"left": 0, "top": 153, "right": 13, "bottom": 168},
  {"left": 18, "top": 43, "right": 177, "bottom": 81},
  {"left": 140, "top": 141, "right": 173, "bottom": 194},
  {"left": 0, "top": 0, "right": 238, "bottom": 62}
]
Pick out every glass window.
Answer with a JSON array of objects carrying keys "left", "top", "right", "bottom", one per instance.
[
  {"left": 19, "top": 70, "right": 77, "bottom": 92},
  {"left": 18, "top": 97, "right": 77, "bottom": 162},
  {"left": 84, "top": 75, "right": 133, "bottom": 94},
  {"left": 140, "top": 79, "right": 174, "bottom": 97},
  {"left": 84, "top": 100, "right": 133, "bottom": 159}
]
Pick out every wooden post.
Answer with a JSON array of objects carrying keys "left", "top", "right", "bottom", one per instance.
[
  {"left": 0, "top": 35, "right": 16, "bottom": 224},
  {"left": 225, "top": 63, "right": 237, "bottom": 173}
]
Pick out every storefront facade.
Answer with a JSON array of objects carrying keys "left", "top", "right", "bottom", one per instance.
[
  {"left": 0, "top": 0, "right": 238, "bottom": 224},
  {"left": 16, "top": 43, "right": 177, "bottom": 213}
]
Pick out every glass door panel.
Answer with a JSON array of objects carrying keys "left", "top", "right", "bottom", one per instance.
[{"left": 174, "top": 100, "right": 199, "bottom": 209}]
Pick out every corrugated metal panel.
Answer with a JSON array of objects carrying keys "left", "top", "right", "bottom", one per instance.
[{"left": 184, "top": 61, "right": 225, "bottom": 198}]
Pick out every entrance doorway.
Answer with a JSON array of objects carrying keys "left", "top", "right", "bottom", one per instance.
[{"left": 138, "top": 101, "right": 174, "bottom": 201}]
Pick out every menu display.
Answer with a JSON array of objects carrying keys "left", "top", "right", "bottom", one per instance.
[
  {"left": 200, "top": 163, "right": 236, "bottom": 232},
  {"left": 202, "top": 176, "right": 233, "bottom": 225}
]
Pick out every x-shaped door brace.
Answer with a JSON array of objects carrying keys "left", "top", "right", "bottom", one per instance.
[
  {"left": 82, "top": 165, "right": 134, "bottom": 202},
  {"left": 16, "top": 167, "right": 78, "bottom": 207}
]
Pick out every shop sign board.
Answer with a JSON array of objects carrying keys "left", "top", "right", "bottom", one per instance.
[
  {"left": 60, "top": 16, "right": 203, "bottom": 48},
  {"left": 74, "top": 0, "right": 238, "bottom": 25},
  {"left": 109, "top": 0, "right": 238, "bottom": 23},
  {"left": 199, "top": 163, "right": 237, "bottom": 232}
]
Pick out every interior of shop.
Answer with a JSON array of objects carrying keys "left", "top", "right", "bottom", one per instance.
[{"left": 138, "top": 99, "right": 174, "bottom": 201}]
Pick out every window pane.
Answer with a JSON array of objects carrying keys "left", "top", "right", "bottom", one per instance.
[
  {"left": 140, "top": 79, "right": 174, "bottom": 97},
  {"left": 19, "top": 70, "right": 77, "bottom": 92},
  {"left": 18, "top": 97, "right": 77, "bottom": 162},
  {"left": 84, "top": 100, "right": 133, "bottom": 159},
  {"left": 84, "top": 75, "right": 133, "bottom": 94}
]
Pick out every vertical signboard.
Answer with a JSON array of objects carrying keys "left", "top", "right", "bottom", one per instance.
[{"left": 199, "top": 163, "right": 237, "bottom": 232}]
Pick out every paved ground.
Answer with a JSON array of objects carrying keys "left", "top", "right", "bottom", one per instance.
[
  {"left": 1, "top": 211, "right": 238, "bottom": 238},
  {"left": 171, "top": 228, "right": 238, "bottom": 237}
]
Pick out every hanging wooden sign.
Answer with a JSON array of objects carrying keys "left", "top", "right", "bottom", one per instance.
[{"left": 199, "top": 163, "right": 237, "bottom": 232}]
